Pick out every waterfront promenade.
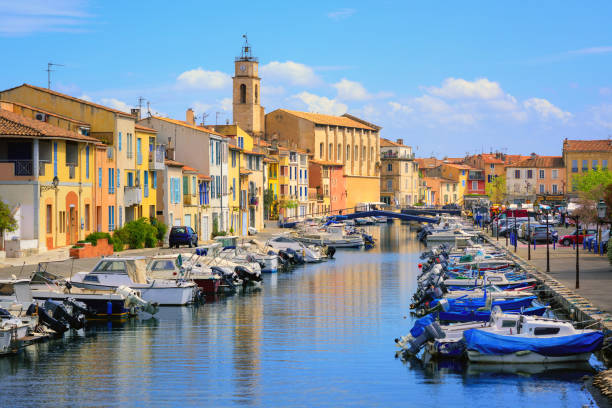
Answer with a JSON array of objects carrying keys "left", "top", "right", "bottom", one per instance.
[{"left": 485, "top": 229, "right": 612, "bottom": 314}]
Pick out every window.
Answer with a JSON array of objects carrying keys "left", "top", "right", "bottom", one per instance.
[
  {"left": 539, "top": 169, "right": 545, "bottom": 179},
  {"left": 453, "top": 184, "right": 457, "bottom": 192},
  {"left": 216, "top": 175, "right": 221, "bottom": 197},
  {"left": 108, "top": 168, "right": 115, "bottom": 194},
  {"left": 387, "top": 163, "right": 392, "bottom": 171},
  {"left": 233, "top": 178, "right": 236, "bottom": 200},
  {"left": 405, "top": 163, "right": 409, "bottom": 172},
  {"left": 354, "top": 145, "right": 358, "bottom": 160},
  {"left": 472, "top": 181, "right": 478, "bottom": 190},
  {"left": 446, "top": 184, "right": 450, "bottom": 192},
  {"left": 593, "top": 159, "right": 598, "bottom": 170},
  {"left": 461, "top": 180, "right": 465, "bottom": 187},
  {"left": 46, "top": 204, "right": 52, "bottom": 234},
  {"left": 136, "top": 138, "right": 142, "bottom": 165},
  {"left": 53, "top": 142, "right": 58, "bottom": 177},
  {"left": 98, "top": 168, "right": 102, "bottom": 187},
  {"left": 153, "top": 172, "right": 157, "bottom": 189},
  {"left": 240, "top": 84, "right": 246, "bottom": 103},
  {"left": 144, "top": 171, "right": 149, "bottom": 198},
  {"left": 255, "top": 85, "right": 258, "bottom": 104},
  {"left": 362, "top": 146, "right": 366, "bottom": 160},
  {"left": 127, "top": 172, "right": 133, "bottom": 187},
  {"left": 461, "top": 170, "right": 465, "bottom": 176},
  {"left": 85, "top": 146, "right": 90, "bottom": 179},
  {"left": 453, "top": 194, "right": 457, "bottom": 202},
  {"left": 238, "top": 137, "right": 244, "bottom": 149},
  {"left": 304, "top": 170, "right": 307, "bottom": 180},
  {"left": 338, "top": 144, "right": 342, "bottom": 161},
  {"left": 490, "top": 163, "right": 495, "bottom": 169},
  {"left": 346, "top": 145, "right": 350, "bottom": 161},
  {"left": 487, "top": 174, "right": 492, "bottom": 183},
  {"left": 572, "top": 159, "right": 578, "bottom": 172},
  {"left": 604, "top": 159, "right": 608, "bottom": 170},
  {"left": 582, "top": 159, "right": 588, "bottom": 172},
  {"left": 386, "top": 180, "right": 392, "bottom": 191},
  {"left": 515, "top": 169, "right": 520, "bottom": 179},
  {"left": 108, "top": 206, "right": 115, "bottom": 231},
  {"left": 118, "top": 132, "right": 122, "bottom": 151},
  {"left": 526, "top": 169, "right": 533, "bottom": 179},
  {"left": 210, "top": 140, "right": 214, "bottom": 164},
  {"left": 552, "top": 184, "right": 558, "bottom": 194},
  {"left": 59, "top": 211, "right": 66, "bottom": 234},
  {"left": 85, "top": 204, "right": 90, "bottom": 231},
  {"left": 127, "top": 133, "right": 133, "bottom": 159},
  {"left": 539, "top": 184, "right": 545, "bottom": 193},
  {"left": 552, "top": 169, "right": 558, "bottom": 179},
  {"left": 117, "top": 169, "right": 120, "bottom": 188},
  {"left": 319, "top": 143, "right": 323, "bottom": 159},
  {"left": 222, "top": 175, "right": 227, "bottom": 196},
  {"left": 231, "top": 151, "right": 237, "bottom": 167},
  {"left": 329, "top": 143, "right": 332, "bottom": 159}
]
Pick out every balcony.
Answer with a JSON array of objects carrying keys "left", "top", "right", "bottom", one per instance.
[
  {"left": 149, "top": 144, "right": 165, "bottom": 170},
  {"left": 124, "top": 186, "right": 142, "bottom": 207},
  {"left": 183, "top": 194, "right": 197, "bottom": 206},
  {"left": 381, "top": 151, "right": 414, "bottom": 160},
  {"left": 249, "top": 196, "right": 259, "bottom": 206},
  {"left": 0, "top": 160, "right": 33, "bottom": 176},
  {"left": 468, "top": 171, "right": 484, "bottom": 180}
]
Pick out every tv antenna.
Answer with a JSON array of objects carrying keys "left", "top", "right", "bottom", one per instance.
[
  {"left": 46, "top": 62, "right": 64, "bottom": 89},
  {"left": 200, "top": 112, "right": 209, "bottom": 126}
]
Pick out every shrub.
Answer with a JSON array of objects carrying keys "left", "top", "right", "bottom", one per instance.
[
  {"left": 212, "top": 230, "right": 226, "bottom": 238},
  {"left": 155, "top": 222, "right": 167, "bottom": 242},
  {"left": 112, "top": 218, "right": 159, "bottom": 250},
  {"left": 84, "top": 232, "right": 113, "bottom": 246},
  {"left": 112, "top": 228, "right": 128, "bottom": 251}
]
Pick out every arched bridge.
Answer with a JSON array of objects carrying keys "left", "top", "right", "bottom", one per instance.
[{"left": 329, "top": 210, "right": 439, "bottom": 224}]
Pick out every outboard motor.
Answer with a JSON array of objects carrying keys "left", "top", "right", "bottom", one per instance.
[
  {"left": 325, "top": 246, "right": 336, "bottom": 259},
  {"left": 235, "top": 265, "right": 262, "bottom": 284},
  {"left": 395, "top": 315, "right": 446, "bottom": 355},
  {"left": 284, "top": 248, "right": 304, "bottom": 264},
  {"left": 44, "top": 299, "right": 85, "bottom": 330},
  {"left": 277, "top": 250, "right": 292, "bottom": 265},
  {"left": 38, "top": 305, "right": 69, "bottom": 334},
  {"left": 64, "top": 297, "right": 92, "bottom": 317}
]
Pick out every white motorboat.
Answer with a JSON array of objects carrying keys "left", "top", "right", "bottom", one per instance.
[
  {"left": 443, "top": 272, "right": 536, "bottom": 289},
  {"left": 0, "top": 311, "right": 30, "bottom": 355},
  {"left": 265, "top": 235, "right": 322, "bottom": 263},
  {"left": 214, "top": 236, "right": 278, "bottom": 273},
  {"left": 69, "top": 257, "right": 197, "bottom": 305},
  {"left": 464, "top": 308, "right": 604, "bottom": 364},
  {"left": 292, "top": 225, "right": 364, "bottom": 248}
]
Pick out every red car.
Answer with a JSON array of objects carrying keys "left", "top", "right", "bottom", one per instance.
[{"left": 559, "top": 229, "right": 597, "bottom": 246}]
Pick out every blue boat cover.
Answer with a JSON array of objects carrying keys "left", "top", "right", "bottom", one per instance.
[
  {"left": 463, "top": 329, "right": 604, "bottom": 357},
  {"left": 410, "top": 314, "right": 435, "bottom": 337}
]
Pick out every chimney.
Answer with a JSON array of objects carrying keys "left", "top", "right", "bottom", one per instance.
[
  {"left": 397, "top": 138, "right": 403, "bottom": 145},
  {"left": 186, "top": 108, "right": 195, "bottom": 125},
  {"left": 131, "top": 108, "right": 141, "bottom": 120}
]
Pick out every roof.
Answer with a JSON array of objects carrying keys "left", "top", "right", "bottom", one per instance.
[
  {"left": 444, "top": 157, "right": 465, "bottom": 164},
  {"left": 309, "top": 159, "right": 344, "bottom": 167},
  {"left": 276, "top": 145, "right": 309, "bottom": 154},
  {"left": 2, "top": 84, "right": 134, "bottom": 118},
  {"left": 254, "top": 138, "right": 270, "bottom": 147},
  {"left": 263, "top": 157, "right": 277, "bottom": 163},
  {"left": 148, "top": 116, "right": 226, "bottom": 137},
  {"left": 164, "top": 158, "right": 184, "bottom": 167},
  {"left": 0, "top": 109, "right": 101, "bottom": 143},
  {"left": 479, "top": 154, "right": 505, "bottom": 164},
  {"left": 182, "top": 165, "right": 199, "bottom": 173},
  {"left": 505, "top": 154, "right": 531, "bottom": 164},
  {"left": 416, "top": 157, "right": 444, "bottom": 169},
  {"left": 442, "top": 162, "right": 475, "bottom": 170},
  {"left": 509, "top": 155, "right": 564, "bottom": 168},
  {"left": 563, "top": 139, "right": 612, "bottom": 152},
  {"left": 380, "top": 138, "right": 406, "bottom": 148},
  {"left": 240, "top": 168, "right": 252, "bottom": 175},
  {"left": 274, "top": 109, "right": 377, "bottom": 131},
  {"left": 0, "top": 100, "right": 89, "bottom": 126},
  {"left": 228, "top": 144, "right": 242, "bottom": 151},
  {"left": 198, "top": 174, "right": 211, "bottom": 181},
  {"left": 134, "top": 124, "right": 157, "bottom": 133},
  {"left": 243, "top": 149, "right": 265, "bottom": 156},
  {"left": 424, "top": 176, "right": 457, "bottom": 185}
]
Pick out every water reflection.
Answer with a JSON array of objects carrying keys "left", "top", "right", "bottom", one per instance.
[{"left": 0, "top": 222, "right": 597, "bottom": 407}]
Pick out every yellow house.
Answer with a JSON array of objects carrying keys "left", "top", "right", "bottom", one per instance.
[
  {"left": 563, "top": 139, "right": 612, "bottom": 197},
  {"left": 132, "top": 124, "right": 158, "bottom": 221},
  {"left": 228, "top": 144, "right": 241, "bottom": 234},
  {"left": 438, "top": 163, "right": 471, "bottom": 204},
  {"left": 265, "top": 157, "right": 279, "bottom": 219},
  {"left": 214, "top": 124, "right": 265, "bottom": 235},
  {"left": 0, "top": 108, "right": 100, "bottom": 254}
]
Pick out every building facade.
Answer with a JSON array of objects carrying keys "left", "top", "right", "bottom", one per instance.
[
  {"left": 506, "top": 155, "right": 565, "bottom": 204},
  {"left": 562, "top": 139, "right": 612, "bottom": 197},
  {"left": 379, "top": 138, "right": 418, "bottom": 206}
]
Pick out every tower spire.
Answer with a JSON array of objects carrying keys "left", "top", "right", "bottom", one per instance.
[{"left": 237, "top": 34, "right": 257, "bottom": 61}]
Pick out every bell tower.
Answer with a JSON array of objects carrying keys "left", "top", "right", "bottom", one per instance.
[{"left": 233, "top": 35, "right": 264, "bottom": 137}]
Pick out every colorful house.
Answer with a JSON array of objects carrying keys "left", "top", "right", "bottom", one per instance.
[{"left": 0, "top": 108, "right": 100, "bottom": 254}]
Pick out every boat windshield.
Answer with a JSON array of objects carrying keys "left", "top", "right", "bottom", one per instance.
[
  {"left": 149, "top": 259, "right": 176, "bottom": 272},
  {"left": 93, "top": 260, "right": 127, "bottom": 274}
]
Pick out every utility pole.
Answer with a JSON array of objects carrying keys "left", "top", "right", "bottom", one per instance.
[
  {"left": 46, "top": 62, "right": 64, "bottom": 89},
  {"left": 137, "top": 96, "right": 145, "bottom": 112}
]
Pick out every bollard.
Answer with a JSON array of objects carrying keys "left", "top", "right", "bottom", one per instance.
[
  {"left": 553, "top": 240, "right": 556, "bottom": 250},
  {"left": 533, "top": 240, "right": 536, "bottom": 250}
]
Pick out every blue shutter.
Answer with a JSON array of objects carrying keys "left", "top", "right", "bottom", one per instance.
[
  {"left": 98, "top": 168, "right": 102, "bottom": 187},
  {"left": 53, "top": 142, "right": 58, "bottom": 177},
  {"left": 144, "top": 171, "right": 149, "bottom": 198},
  {"left": 118, "top": 132, "right": 122, "bottom": 151},
  {"left": 152, "top": 172, "right": 157, "bottom": 189},
  {"left": 85, "top": 146, "right": 90, "bottom": 179},
  {"left": 233, "top": 178, "right": 236, "bottom": 200},
  {"left": 117, "top": 169, "right": 120, "bottom": 188},
  {"left": 108, "top": 169, "right": 112, "bottom": 193}
]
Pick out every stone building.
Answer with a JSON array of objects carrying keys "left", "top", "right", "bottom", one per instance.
[
  {"left": 562, "top": 139, "right": 612, "bottom": 198},
  {"left": 505, "top": 154, "right": 565, "bottom": 204},
  {"left": 379, "top": 138, "right": 418, "bottom": 206}
]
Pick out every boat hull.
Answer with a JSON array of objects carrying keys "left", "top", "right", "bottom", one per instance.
[
  {"left": 192, "top": 278, "right": 221, "bottom": 294},
  {"left": 71, "top": 282, "right": 195, "bottom": 306},
  {"left": 32, "top": 292, "right": 129, "bottom": 318},
  {"left": 467, "top": 350, "right": 592, "bottom": 364}
]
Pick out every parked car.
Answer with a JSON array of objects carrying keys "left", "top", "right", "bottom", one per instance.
[
  {"left": 523, "top": 224, "right": 558, "bottom": 243},
  {"left": 559, "top": 229, "right": 597, "bottom": 246},
  {"left": 168, "top": 226, "right": 198, "bottom": 248}
]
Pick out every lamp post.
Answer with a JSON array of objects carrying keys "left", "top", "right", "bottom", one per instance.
[
  {"left": 597, "top": 199, "right": 607, "bottom": 254},
  {"left": 513, "top": 209, "right": 517, "bottom": 253},
  {"left": 496, "top": 216, "right": 499, "bottom": 241},
  {"left": 545, "top": 207, "right": 550, "bottom": 272},
  {"left": 527, "top": 210, "right": 531, "bottom": 260},
  {"left": 572, "top": 215, "right": 580, "bottom": 289}
]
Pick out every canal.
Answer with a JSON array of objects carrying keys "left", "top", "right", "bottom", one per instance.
[{"left": 0, "top": 223, "right": 600, "bottom": 407}]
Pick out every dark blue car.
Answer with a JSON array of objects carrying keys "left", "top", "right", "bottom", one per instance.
[{"left": 169, "top": 226, "right": 198, "bottom": 248}]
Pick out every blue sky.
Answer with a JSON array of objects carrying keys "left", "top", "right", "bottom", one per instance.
[{"left": 1, "top": 1, "right": 611, "bottom": 157}]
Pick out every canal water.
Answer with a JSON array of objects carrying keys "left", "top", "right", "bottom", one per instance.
[{"left": 0, "top": 223, "right": 600, "bottom": 407}]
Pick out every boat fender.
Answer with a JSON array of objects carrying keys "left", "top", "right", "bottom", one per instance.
[{"left": 107, "top": 301, "right": 113, "bottom": 316}]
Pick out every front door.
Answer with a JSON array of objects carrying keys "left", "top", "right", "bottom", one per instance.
[
  {"left": 68, "top": 206, "right": 78, "bottom": 245},
  {"left": 242, "top": 212, "right": 248, "bottom": 236},
  {"left": 201, "top": 215, "right": 209, "bottom": 241}
]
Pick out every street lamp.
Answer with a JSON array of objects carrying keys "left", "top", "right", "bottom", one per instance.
[
  {"left": 570, "top": 214, "right": 580, "bottom": 289},
  {"left": 597, "top": 199, "right": 607, "bottom": 254}
]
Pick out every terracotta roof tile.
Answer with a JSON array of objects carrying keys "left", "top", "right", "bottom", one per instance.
[
  {"left": 240, "top": 168, "right": 252, "bottom": 175},
  {"left": 563, "top": 139, "right": 612, "bottom": 152},
  {"left": 198, "top": 174, "right": 211, "bottom": 180},
  {"left": 2, "top": 84, "right": 134, "bottom": 117},
  {"left": 164, "top": 159, "right": 184, "bottom": 167},
  {"left": 182, "top": 165, "right": 199, "bottom": 173},
  {"left": 134, "top": 124, "right": 157, "bottom": 133},
  {"left": 442, "top": 162, "right": 474, "bottom": 170},
  {"left": 510, "top": 155, "right": 564, "bottom": 168},
  {"left": 149, "top": 116, "right": 226, "bottom": 137},
  {"left": 275, "top": 109, "right": 377, "bottom": 131},
  {"left": 0, "top": 109, "right": 101, "bottom": 143},
  {"left": 380, "top": 138, "right": 404, "bottom": 147}
]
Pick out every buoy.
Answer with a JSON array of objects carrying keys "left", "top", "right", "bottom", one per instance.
[{"left": 418, "top": 263, "right": 422, "bottom": 268}]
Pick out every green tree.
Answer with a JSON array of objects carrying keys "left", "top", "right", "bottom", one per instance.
[
  {"left": 572, "top": 169, "right": 612, "bottom": 200},
  {"left": 0, "top": 200, "right": 17, "bottom": 250},
  {"left": 485, "top": 175, "right": 507, "bottom": 204}
]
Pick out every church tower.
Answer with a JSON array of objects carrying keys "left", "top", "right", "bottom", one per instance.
[{"left": 233, "top": 35, "right": 265, "bottom": 137}]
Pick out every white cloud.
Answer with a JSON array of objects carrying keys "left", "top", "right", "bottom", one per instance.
[
  {"left": 192, "top": 102, "right": 212, "bottom": 114},
  {"left": 220, "top": 97, "right": 232, "bottom": 112},
  {"left": 389, "top": 101, "right": 413, "bottom": 114},
  {"left": 333, "top": 78, "right": 370, "bottom": 101},
  {"left": 176, "top": 68, "right": 231, "bottom": 90},
  {"left": 101, "top": 98, "right": 131, "bottom": 112},
  {"left": 0, "top": 1, "right": 92, "bottom": 35},
  {"left": 427, "top": 78, "right": 504, "bottom": 100},
  {"left": 568, "top": 46, "right": 612, "bottom": 55},
  {"left": 524, "top": 98, "right": 572, "bottom": 121},
  {"left": 589, "top": 104, "right": 612, "bottom": 130},
  {"left": 260, "top": 61, "right": 319, "bottom": 86},
  {"left": 413, "top": 95, "right": 451, "bottom": 113},
  {"left": 292, "top": 92, "right": 347, "bottom": 116},
  {"left": 78, "top": 94, "right": 92, "bottom": 102},
  {"left": 327, "top": 8, "right": 356, "bottom": 20}
]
